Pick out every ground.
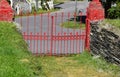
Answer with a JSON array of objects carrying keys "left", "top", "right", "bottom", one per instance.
[{"left": 30, "top": 53, "right": 120, "bottom": 77}]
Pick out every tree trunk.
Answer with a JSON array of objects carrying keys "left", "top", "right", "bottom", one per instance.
[{"left": 35, "top": 0, "right": 38, "bottom": 11}]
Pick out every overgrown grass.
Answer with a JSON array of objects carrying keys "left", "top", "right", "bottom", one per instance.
[
  {"left": 0, "top": 22, "right": 34, "bottom": 77},
  {"left": 0, "top": 22, "right": 120, "bottom": 77},
  {"left": 35, "top": 52, "right": 120, "bottom": 77},
  {"left": 104, "top": 19, "right": 120, "bottom": 28},
  {"left": 61, "top": 21, "right": 85, "bottom": 29}
]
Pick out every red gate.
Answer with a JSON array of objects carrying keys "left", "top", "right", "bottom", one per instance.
[
  {"left": 0, "top": 0, "right": 105, "bottom": 56},
  {"left": 15, "top": 12, "right": 86, "bottom": 55},
  {"left": 15, "top": 0, "right": 104, "bottom": 56}
]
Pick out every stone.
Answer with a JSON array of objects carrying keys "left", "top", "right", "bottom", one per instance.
[{"left": 90, "top": 22, "right": 120, "bottom": 65}]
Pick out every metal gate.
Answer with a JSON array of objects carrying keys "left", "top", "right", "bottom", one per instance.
[
  {"left": 0, "top": 0, "right": 105, "bottom": 56},
  {"left": 15, "top": 12, "right": 87, "bottom": 55}
]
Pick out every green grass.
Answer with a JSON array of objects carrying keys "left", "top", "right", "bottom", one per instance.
[
  {"left": 103, "top": 19, "right": 120, "bottom": 28},
  {"left": 0, "top": 22, "right": 120, "bottom": 77},
  {"left": 61, "top": 21, "right": 85, "bottom": 29},
  {"left": 31, "top": 8, "right": 59, "bottom": 14},
  {"left": 54, "top": 0, "right": 65, "bottom": 4},
  {"left": 0, "top": 22, "right": 35, "bottom": 77},
  {"left": 16, "top": 9, "right": 59, "bottom": 17},
  {"left": 35, "top": 52, "right": 120, "bottom": 77}
]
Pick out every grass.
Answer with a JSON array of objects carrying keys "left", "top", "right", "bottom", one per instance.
[
  {"left": 54, "top": 0, "right": 66, "bottom": 4},
  {"left": 0, "top": 22, "right": 120, "bottom": 77},
  {"left": 33, "top": 52, "right": 120, "bottom": 77},
  {"left": 0, "top": 22, "right": 33, "bottom": 77},
  {"left": 31, "top": 8, "right": 59, "bottom": 14},
  {"left": 16, "top": 8, "right": 59, "bottom": 17},
  {"left": 61, "top": 21, "right": 85, "bottom": 29},
  {"left": 103, "top": 19, "right": 120, "bottom": 28}
]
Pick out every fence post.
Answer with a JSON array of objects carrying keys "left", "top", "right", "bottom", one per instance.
[
  {"left": 50, "top": 16, "right": 54, "bottom": 55},
  {"left": 85, "top": 0, "right": 104, "bottom": 51},
  {"left": 85, "top": 18, "right": 90, "bottom": 51}
]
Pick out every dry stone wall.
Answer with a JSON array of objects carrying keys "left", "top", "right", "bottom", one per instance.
[{"left": 90, "top": 22, "right": 120, "bottom": 65}]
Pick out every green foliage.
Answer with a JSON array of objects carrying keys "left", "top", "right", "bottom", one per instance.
[{"left": 108, "top": 2, "right": 120, "bottom": 19}]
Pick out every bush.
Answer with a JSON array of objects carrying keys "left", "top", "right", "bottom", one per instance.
[{"left": 108, "top": 2, "right": 120, "bottom": 19}]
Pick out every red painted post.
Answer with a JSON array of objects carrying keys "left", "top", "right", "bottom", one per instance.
[
  {"left": 60, "top": 33, "right": 62, "bottom": 54},
  {"left": 53, "top": 13, "right": 57, "bottom": 55},
  {"left": 73, "top": 34, "right": 75, "bottom": 54},
  {"left": 44, "top": 32, "right": 46, "bottom": 55},
  {"left": 58, "top": 33, "right": 60, "bottom": 55},
  {"left": 30, "top": 32, "right": 33, "bottom": 53},
  {"left": 40, "top": 13, "right": 43, "bottom": 55},
  {"left": 36, "top": 33, "right": 39, "bottom": 56},
  {"left": 65, "top": 32, "right": 68, "bottom": 55},
  {"left": 0, "top": 0, "right": 14, "bottom": 21},
  {"left": 85, "top": 18, "right": 90, "bottom": 51},
  {"left": 64, "top": 32, "right": 66, "bottom": 54},
  {"left": 79, "top": 12, "right": 82, "bottom": 52},
  {"left": 70, "top": 32, "right": 72, "bottom": 53},
  {"left": 54, "top": 34, "right": 56, "bottom": 55},
  {"left": 47, "top": 12, "right": 50, "bottom": 54},
  {"left": 76, "top": 32, "right": 79, "bottom": 53},
  {"left": 50, "top": 16, "right": 54, "bottom": 55},
  {"left": 54, "top": 21, "right": 56, "bottom": 55},
  {"left": 33, "top": 12, "right": 36, "bottom": 54},
  {"left": 85, "top": 0, "right": 105, "bottom": 51}
]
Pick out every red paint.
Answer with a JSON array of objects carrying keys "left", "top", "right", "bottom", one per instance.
[
  {"left": 87, "top": 0, "right": 104, "bottom": 21},
  {"left": 0, "top": 0, "right": 14, "bottom": 21},
  {"left": 21, "top": 12, "right": 87, "bottom": 55}
]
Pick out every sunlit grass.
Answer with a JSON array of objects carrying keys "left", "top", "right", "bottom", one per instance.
[
  {"left": 104, "top": 19, "right": 120, "bottom": 28},
  {"left": 61, "top": 21, "right": 85, "bottom": 29}
]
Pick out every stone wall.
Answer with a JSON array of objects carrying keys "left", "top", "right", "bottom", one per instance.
[{"left": 90, "top": 22, "right": 120, "bottom": 65}]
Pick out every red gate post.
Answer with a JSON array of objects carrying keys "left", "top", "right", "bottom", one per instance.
[
  {"left": 0, "top": 0, "right": 14, "bottom": 22},
  {"left": 85, "top": 0, "right": 104, "bottom": 51}
]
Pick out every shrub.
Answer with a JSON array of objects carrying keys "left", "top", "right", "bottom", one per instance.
[{"left": 108, "top": 2, "right": 120, "bottom": 19}]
